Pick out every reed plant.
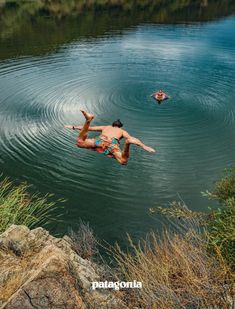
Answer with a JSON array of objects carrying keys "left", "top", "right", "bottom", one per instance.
[
  {"left": 0, "top": 177, "right": 60, "bottom": 233},
  {"left": 69, "top": 220, "right": 98, "bottom": 260}
]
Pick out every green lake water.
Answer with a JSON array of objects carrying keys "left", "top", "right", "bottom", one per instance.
[{"left": 0, "top": 1, "right": 235, "bottom": 244}]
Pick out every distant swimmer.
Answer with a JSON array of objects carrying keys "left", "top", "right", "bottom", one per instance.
[
  {"left": 65, "top": 110, "right": 155, "bottom": 165},
  {"left": 151, "top": 89, "right": 169, "bottom": 104}
]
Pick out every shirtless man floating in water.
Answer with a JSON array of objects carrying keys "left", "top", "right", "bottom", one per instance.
[{"left": 65, "top": 110, "right": 155, "bottom": 165}]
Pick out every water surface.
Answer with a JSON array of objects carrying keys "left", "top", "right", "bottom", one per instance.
[{"left": 0, "top": 2, "right": 235, "bottom": 243}]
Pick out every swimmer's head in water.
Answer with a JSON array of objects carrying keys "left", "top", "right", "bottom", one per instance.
[{"left": 112, "top": 119, "right": 123, "bottom": 128}]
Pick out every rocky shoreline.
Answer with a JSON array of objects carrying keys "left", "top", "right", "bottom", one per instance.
[{"left": 0, "top": 225, "right": 125, "bottom": 309}]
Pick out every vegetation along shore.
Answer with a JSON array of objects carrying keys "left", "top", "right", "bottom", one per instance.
[{"left": 0, "top": 167, "right": 234, "bottom": 308}]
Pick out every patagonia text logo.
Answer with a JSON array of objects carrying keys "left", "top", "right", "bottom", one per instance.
[{"left": 91, "top": 280, "right": 142, "bottom": 291}]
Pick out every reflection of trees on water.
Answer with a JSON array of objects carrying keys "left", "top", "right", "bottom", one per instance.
[
  {"left": 201, "top": 0, "right": 208, "bottom": 8},
  {"left": 0, "top": 0, "right": 235, "bottom": 59}
]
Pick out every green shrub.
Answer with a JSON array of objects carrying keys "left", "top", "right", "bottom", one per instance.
[
  {"left": 204, "top": 167, "right": 235, "bottom": 272},
  {"left": 214, "top": 167, "right": 235, "bottom": 200},
  {"left": 207, "top": 198, "right": 235, "bottom": 271}
]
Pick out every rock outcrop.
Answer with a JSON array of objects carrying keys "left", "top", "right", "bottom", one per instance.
[{"left": 0, "top": 225, "right": 125, "bottom": 309}]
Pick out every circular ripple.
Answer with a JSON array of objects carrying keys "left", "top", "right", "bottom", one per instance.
[{"left": 0, "top": 21, "right": 235, "bottom": 235}]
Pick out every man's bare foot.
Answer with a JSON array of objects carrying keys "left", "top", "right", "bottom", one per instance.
[
  {"left": 80, "top": 109, "right": 94, "bottom": 122},
  {"left": 143, "top": 145, "right": 156, "bottom": 153}
]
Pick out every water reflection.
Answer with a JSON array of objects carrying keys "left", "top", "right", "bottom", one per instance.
[{"left": 1, "top": 0, "right": 235, "bottom": 59}]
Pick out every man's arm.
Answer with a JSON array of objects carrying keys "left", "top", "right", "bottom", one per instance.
[
  {"left": 64, "top": 125, "right": 105, "bottom": 132},
  {"left": 122, "top": 130, "right": 132, "bottom": 139},
  {"left": 123, "top": 130, "right": 144, "bottom": 146},
  {"left": 122, "top": 130, "right": 155, "bottom": 153}
]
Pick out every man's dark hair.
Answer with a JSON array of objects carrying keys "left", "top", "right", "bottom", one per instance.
[{"left": 112, "top": 119, "right": 123, "bottom": 128}]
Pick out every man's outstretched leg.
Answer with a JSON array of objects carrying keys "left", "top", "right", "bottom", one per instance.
[
  {"left": 112, "top": 141, "right": 130, "bottom": 165},
  {"left": 121, "top": 140, "right": 131, "bottom": 164},
  {"left": 76, "top": 110, "right": 95, "bottom": 149},
  {"left": 112, "top": 139, "right": 133, "bottom": 165},
  {"left": 113, "top": 137, "right": 155, "bottom": 165}
]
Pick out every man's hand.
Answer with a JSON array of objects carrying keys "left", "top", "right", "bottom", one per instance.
[{"left": 142, "top": 145, "right": 156, "bottom": 153}]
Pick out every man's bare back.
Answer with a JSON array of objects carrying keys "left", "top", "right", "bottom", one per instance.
[
  {"left": 65, "top": 110, "right": 155, "bottom": 165},
  {"left": 100, "top": 126, "right": 124, "bottom": 140}
]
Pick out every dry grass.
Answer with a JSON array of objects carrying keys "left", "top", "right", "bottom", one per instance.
[
  {"left": 69, "top": 220, "right": 98, "bottom": 260},
  {"left": 110, "top": 226, "right": 234, "bottom": 309}
]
